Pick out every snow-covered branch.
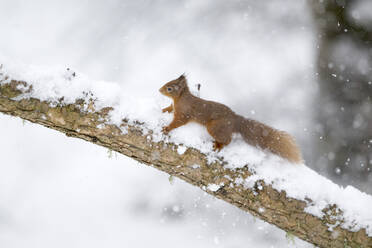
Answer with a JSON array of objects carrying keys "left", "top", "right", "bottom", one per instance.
[{"left": 0, "top": 63, "right": 371, "bottom": 248}]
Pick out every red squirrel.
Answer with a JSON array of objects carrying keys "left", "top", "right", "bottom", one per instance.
[{"left": 159, "top": 75, "right": 302, "bottom": 164}]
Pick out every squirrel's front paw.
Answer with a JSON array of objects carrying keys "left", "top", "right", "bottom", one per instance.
[
  {"left": 162, "top": 107, "right": 173, "bottom": 113},
  {"left": 162, "top": 126, "right": 170, "bottom": 134}
]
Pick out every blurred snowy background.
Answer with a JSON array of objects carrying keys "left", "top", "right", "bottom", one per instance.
[{"left": 0, "top": 0, "right": 370, "bottom": 247}]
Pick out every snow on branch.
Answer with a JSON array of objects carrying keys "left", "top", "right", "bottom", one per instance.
[{"left": 0, "top": 63, "right": 371, "bottom": 248}]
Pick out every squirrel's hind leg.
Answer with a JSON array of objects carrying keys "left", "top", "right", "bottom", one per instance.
[{"left": 207, "top": 119, "right": 233, "bottom": 151}]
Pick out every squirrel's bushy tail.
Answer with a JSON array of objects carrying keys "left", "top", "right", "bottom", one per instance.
[{"left": 235, "top": 116, "right": 302, "bottom": 164}]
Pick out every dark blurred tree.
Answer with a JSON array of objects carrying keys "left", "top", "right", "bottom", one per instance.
[{"left": 310, "top": 0, "right": 372, "bottom": 192}]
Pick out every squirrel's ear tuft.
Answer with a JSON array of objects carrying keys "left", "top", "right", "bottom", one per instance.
[
  {"left": 178, "top": 73, "right": 186, "bottom": 81},
  {"left": 176, "top": 74, "right": 188, "bottom": 92},
  {"left": 178, "top": 74, "right": 187, "bottom": 85}
]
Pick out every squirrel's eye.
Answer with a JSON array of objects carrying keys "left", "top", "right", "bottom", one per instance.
[{"left": 167, "top": 87, "right": 173, "bottom": 92}]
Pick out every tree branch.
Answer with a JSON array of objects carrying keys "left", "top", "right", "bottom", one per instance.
[{"left": 0, "top": 74, "right": 371, "bottom": 248}]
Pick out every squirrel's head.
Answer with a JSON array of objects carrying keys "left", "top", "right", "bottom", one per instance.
[{"left": 159, "top": 74, "right": 189, "bottom": 99}]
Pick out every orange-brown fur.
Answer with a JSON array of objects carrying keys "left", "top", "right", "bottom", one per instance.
[{"left": 159, "top": 75, "right": 302, "bottom": 164}]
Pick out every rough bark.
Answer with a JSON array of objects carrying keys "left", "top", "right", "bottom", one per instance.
[{"left": 0, "top": 79, "right": 371, "bottom": 248}]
